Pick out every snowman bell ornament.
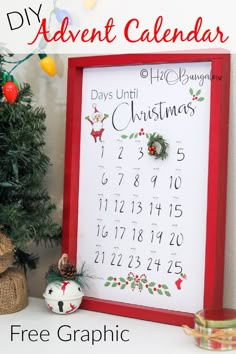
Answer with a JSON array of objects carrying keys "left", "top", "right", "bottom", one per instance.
[{"left": 43, "top": 254, "right": 84, "bottom": 314}]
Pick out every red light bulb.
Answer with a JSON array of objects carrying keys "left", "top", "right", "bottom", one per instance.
[{"left": 3, "top": 75, "right": 18, "bottom": 104}]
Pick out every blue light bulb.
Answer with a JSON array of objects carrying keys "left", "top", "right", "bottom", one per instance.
[{"left": 55, "top": 9, "right": 73, "bottom": 25}]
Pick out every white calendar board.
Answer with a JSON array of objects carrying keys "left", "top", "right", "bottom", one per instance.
[{"left": 76, "top": 61, "right": 212, "bottom": 314}]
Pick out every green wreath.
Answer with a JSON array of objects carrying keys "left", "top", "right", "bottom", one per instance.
[{"left": 147, "top": 133, "right": 168, "bottom": 160}]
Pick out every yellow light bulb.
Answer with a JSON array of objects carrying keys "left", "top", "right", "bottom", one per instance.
[{"left": 38, "top": 54, "right": 56, "bottom": 77}]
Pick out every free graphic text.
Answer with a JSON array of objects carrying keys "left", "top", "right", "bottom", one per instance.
[{"left": 10, "top": 324, "right": 130, "bottom": 345}]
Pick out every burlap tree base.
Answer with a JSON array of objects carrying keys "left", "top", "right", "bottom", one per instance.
[
  {"left": 0, "top": 232, "right": 14, "bottom": 273},
  {"left": 0, "top": 268, "right": 28, "bottom": 314}
]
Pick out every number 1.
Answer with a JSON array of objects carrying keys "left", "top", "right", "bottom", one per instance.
[{"left": 101, "top": 146, "right": 104, "bottom": 158}]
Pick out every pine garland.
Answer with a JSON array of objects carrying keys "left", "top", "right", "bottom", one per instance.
[
  {"left": 0, "top": 53, "right": 61, "bottom": 271},
  {"left": 46, "top": 255, "right": 93, "bottom": 289},
  {"left": 147, "top": 133, "right": 168, "bottom": 160}
]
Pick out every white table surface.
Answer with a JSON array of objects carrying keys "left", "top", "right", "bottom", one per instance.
[{"left": 0, "top": 297, "right": 204, "bottom": 353}]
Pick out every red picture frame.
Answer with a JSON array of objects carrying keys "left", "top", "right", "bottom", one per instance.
[{"left": 62, "top": 52, "right": 230, "bottom": 327}]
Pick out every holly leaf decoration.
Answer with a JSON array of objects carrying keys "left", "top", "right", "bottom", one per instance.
[
  {"left": 197, "top": 97, "right": 205, "bottom": 102},
  {"left": 162, "top": 284, "right": 168, "bottom": 289},
  {"left": 149, "top": 282, "right": 156, "bottom": 287},
  {"left": 139, "top": 282, "right": 143, "bottom": 291},
  {"left": 103, "top": 274, "right": 170, "bottom": 295},
  {"left": 121, "top": 135, "right": 128, "bottom": 139},
  {"left": 196, "top": 89, "right": 201, "bottom": 96},
  {"left": 146, "top": 133, "right": 150, "bottom": 138},
  {"left": 134, "top": 133, "right": 138, "bottom": 138},
  {"left": 129, "top": 133, "right": 134, "bottom": 139},
  {"left": 119, "top": 277, "right": 126, "bottom": 282},
  {"left": 189, "top": 88, "right": 194, "bottom": 95}
]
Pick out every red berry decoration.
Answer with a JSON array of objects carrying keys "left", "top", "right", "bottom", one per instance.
[
  {"left": 3, "top": 75, "right": 18, "bottom": 104},
  {"left": 105, "top": 274, "right": 171, "bottom": 296},
  {"left": 141, "top": 128, "right": 144, "bottom": 132}
]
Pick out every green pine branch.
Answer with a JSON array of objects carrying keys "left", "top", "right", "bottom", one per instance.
[{"left": 0, "top": 59, "right": 61, "bottom": 271}]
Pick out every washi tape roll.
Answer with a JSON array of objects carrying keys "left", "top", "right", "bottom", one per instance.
[{"left": 194, "top": 309, "right": 236, "bottom": 351}]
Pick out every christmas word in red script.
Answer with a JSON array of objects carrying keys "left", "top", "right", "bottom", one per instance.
[{"left": 27, "top": 16, "right": 229, "bottom": 45}]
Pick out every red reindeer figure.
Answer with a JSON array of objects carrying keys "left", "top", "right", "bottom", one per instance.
[{"left": 61, "top": 281, "right": 70, "bottom": 295}]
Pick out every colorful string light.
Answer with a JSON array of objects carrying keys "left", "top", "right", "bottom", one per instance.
[
  {"left": 55, "top": 8, "right": 73, "bottom": 25},
  {"left": 2, "top": 75, "right": 18, "bottom": 104},
  {"left": 38, "top": 54, "right": 57, "bottom": 77},
  {"left": 1, "top": 0, "right": 96, "bottom": 104}
]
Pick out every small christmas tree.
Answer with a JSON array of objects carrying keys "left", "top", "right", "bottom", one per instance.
[{"left": 0, "top": 53, "right": 61, "bottom": 272}]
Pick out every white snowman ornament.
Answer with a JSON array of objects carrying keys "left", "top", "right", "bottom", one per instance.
[{"left": 43, "top": 280, "right": 84, "bottom": 314}]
